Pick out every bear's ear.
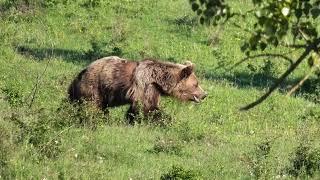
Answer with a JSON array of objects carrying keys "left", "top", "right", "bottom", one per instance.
[
  {"left": 179, "top": 65, "right": 193, "bottom": 80},
  {"left": 184, "top": 61, "right": 194, "bottom": 67},
  {"left": 184, "top": 61, "right": 195, "bottom": 70}
]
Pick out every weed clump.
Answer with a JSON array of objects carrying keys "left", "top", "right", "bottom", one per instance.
[
  {"left": 4, "top": 109, "right": 63, "bottom": 159},
  {"left": 1, "top": 0, "right": 69, "bottom": 12},
  {"left": 174, "top": 121, "right": 205, "bottom": 142},
  {"left": 2, "top": 100, "right": 108, "bottom": 159},
  {"left": 1, "top": 87, "right": 24, "bottom": 108},
  {"left": 81, "top": 0, "right": 101, "bottom": 8},
  {"left": 56, "top": 100, "right": 108, "bottom": 129},
  {"left": 242, "top": 140, "right": 272, "bottom": 179},
  {"left": 146, "top": 110, "right": 173, "bottom": 127},
  {"left": 160, "top": 165, "right": 200, "bottom": 180},
  {"left": 0, "top": 127, "right": 11, "bottom": 177},
  {"left": 150, "top": 137, "right": 183, "bottom": 155},
  {"left": 286, "top": 144, "right": 320, "bottom": 178},
  {"left": 300, "top": 107, "right": 320, "bottom": 122},
  {"left": 0, "top": 119, "right": 18, "bottom": 178},
  {"left": 298, "top": 78, "right": 320, "bottom": 104}
]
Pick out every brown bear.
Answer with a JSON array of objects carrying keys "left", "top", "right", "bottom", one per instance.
[{"left": 68, "top": 56, "right": 207, "bottom": 123}]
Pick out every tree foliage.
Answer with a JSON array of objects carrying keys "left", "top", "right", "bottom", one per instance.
[{"left": 190, "top": 0, "right": 320, "bottom": 110}]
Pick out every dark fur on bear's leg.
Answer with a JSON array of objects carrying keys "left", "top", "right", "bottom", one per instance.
[
  {"left": 126, "top": 109, "right": 135, "bottom": 125},
  {"left": 103, "top": 108, "right": 109, "bottom": 118},
  {"left": 126, "top": 103, "right": 139, "bottom": 125}
]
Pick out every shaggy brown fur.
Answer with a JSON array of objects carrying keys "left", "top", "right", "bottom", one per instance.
[{"left": 68, "top": 56, "right": 207, "bottom": 123}]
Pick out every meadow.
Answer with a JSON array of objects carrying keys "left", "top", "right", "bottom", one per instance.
[{"left": 1, "top": 0, "right": 320, "bottom": 179}]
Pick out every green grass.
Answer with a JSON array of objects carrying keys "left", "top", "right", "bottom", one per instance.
[{"left": 1, "top": 0, "right": 320, "bottom": 179}]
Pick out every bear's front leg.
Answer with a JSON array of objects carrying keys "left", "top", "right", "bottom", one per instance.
[
  {"left": 126, "top": 102, "right": 139, "bottom": 125},
  {"left": 126, "top": 83, "right": 160, "bottom": 124},
  {"left": 143, "top": 83, "right": 161, "bottom": 118}
]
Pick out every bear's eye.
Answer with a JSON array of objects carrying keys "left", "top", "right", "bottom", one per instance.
[{"left": 193, "top": 83, "right": 198, "bottom": 88}]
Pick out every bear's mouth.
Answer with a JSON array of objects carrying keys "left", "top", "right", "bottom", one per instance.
[{"left": 193, "top": 95, "right": 200, "bottom": 103}]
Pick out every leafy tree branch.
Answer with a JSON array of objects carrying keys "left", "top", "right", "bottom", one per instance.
[{"left": 190, "top": 0, "right": 320, "bottom": 110}]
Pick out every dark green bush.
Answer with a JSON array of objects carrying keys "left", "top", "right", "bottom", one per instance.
[
  {"left": 244, "top": 140, "right": 272, "bottom": 179},
  {"left": 81, "top": 0, "right": 101, "bottom": 8},
  {"left": 1, "top": 87, "right": 24, "bottom": 108},
  {"left": 287, "top": 144, "right": 320, "bottom": 178},
  {"left": 160, "top": 165, "right": 200, "bottom": 180},
  {"left": 55, "top": 100, "right": 108, "bottom": 129}
]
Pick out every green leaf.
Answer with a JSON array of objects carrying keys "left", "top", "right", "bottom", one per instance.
[
  {"left": 312, "top": 52, "right": 320, "bottom": 66},
  {"left": 256, "top": 10, "right": 262, "bottom": 17},
  {"left": 200, "top": 16, "right": 205, "bottom": 24},
  {"left": 311, "top": 8, "right": 320, "bottom": 19},
  {"left": 295, "top": 9, "right": 302, "bottom": 18},
  {"left": 259, "top": 41, "right": 267, "bottom": 51},
  {"left": 301, "top": 25, "right": 318, "bottom": 38},
  {"left": 241, "top": 42, "right": 249, "bottom": 52},
  {"left": 199, "top": 0, "right": 205, "bottom": 5},
  {"left": 197, "top": 9, "right": 202, "bottom": 15},
  {"left": 264, "top": 20, "right": 276, "bottom": 36},
  {"left": 303, "top": 3, "right": 312, "bottom": 15},
  {"left": 253, "top": 0, "right": 262, "bottom": 5},
  {"left": 281, "top": 7, "right": 290, "bottom": 16},
  {"left": 191, "top": 3, "right": 200, "bottom": 12}
]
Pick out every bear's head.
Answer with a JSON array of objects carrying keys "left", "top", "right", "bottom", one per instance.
[{"left": 171, "top": 61, "right": 207, "bottom": 103}]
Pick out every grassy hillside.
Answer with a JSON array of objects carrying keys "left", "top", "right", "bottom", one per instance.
[{"left": 1, "top": 0, "right": 320, "bottom": 179}]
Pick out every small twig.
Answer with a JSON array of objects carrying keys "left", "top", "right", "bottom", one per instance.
[
  {"left": 286, "top": 67, "right": 316, "bottom": 96},
  {"left": 223, "top": 8, "right": 255, "bottom": 29},
  {"left": 27, "top": 59, "right": 50, "bottom": 108},
  {"left": 27, "top": 42, "right": 54, "bottom": 108},
  {"left": 25, "top": 18, "right": 54, "bottom": 108},
  {"left": 299, "top": 28, "right": 310, "bottom": 42},
  {"left": 227, "top": 53, "right": 294, "bottom": 71},
  {"left": 281, "top": 43, "right": 307, "bottom": 49},
  {"left": 228, "top": 9, "right": 255, "bottom": 20},
  {"left": 230, "top": 22, "right": 253, "bottom": 34},
  {"left": 292, "top": 17, "right": 301, "bottom": 45}
]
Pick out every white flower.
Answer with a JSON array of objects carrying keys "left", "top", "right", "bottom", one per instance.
[{"left": 281, "top": 7, "right": 290, "bottom": 16}]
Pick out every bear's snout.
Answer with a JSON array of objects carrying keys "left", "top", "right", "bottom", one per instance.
[
  {"left": 199, "top": 91, "right": 208, "bottom": 101},
  {"left": 192, "top": 91, "right": 207, "bottom": 103},
  {"left": 201, "top": 92, "right": 208, "bottom": 99}
]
